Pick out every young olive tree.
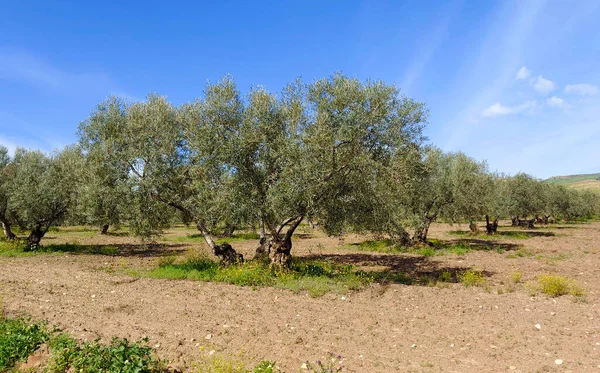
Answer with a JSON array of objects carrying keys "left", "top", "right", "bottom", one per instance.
[{"left": 8, "top": 147, "right": 83, "bottom": 249}]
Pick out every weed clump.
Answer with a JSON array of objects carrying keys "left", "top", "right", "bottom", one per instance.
[
  {"left": 534, "top": 274, "right": 585, "bottom": 297},
  {"left": 0, "top": 316, "right": 49, "bottom": 370},
  {"left": 459, "top": 269, "right": 486, "bottom": 287}
]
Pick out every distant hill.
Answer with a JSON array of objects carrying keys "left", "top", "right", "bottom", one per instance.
[{"left": 546, "top": 172, "right": 600, "bottom": 192}]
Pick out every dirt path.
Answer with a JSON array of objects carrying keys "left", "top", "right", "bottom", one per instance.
[{"left": 1, "top": 222, "right": 600, "bottom": 372}]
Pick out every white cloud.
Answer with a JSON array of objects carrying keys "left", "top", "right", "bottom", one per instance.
[
  {"left": 516, "top": 66, "right": 531, "bottom": 80},
  {"left": 546, "top": 96, "right": 569, "bottom": 109},
  {"left": 482, "top": 100, "right": 537, "bottom": 118},
  {"left": 564, "top": 83, "right": 598, "bottom": 96},
  {"left": 533, "top": 75, "right": 556, "bottom": 94}
]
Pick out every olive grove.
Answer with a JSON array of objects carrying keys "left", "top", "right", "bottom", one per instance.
[{"left": 0, "top": 74, "right": 598, "bottom": 257}]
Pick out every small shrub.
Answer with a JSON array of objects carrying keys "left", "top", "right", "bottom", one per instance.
[
  {"left": 535, "top": 274, "right": 585, "bottom": 297},
  {"left": 0, "top": 317, "right": 49, "bottom": 370},
  {"left": 510, "top": 271, "right": 522, "bottom": 284},
  {"left": 459, "top": 270, "right": 486, "bottom": 287}
]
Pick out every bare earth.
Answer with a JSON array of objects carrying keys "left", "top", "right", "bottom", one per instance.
[{"left": 1, "top": 222, "right": 600, "bottom": 372}]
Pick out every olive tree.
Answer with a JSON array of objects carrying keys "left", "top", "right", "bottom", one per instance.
[
  {"left": 498, "top": 173, "right": 545, "bottom": 226},
  {"left": 75, "top": 97, "right": 135, "bottom": 234},
  {"left": 79, "top": 82, "right": 246, "bottom": 263},
  {"left": 379, "top": 147, "right": 492, "bottom": 244},
  {"left": 234, "top": 74, "right": 427, "bottom": 265},
  {"left": 8, "top": 147, "right": 83, "bottom": 249},
  {"left": 79, "top": 74, "right": 427, "bottom": 265},
  {"left": 0, "top": 146, "right": 16, "bottom": 239}
]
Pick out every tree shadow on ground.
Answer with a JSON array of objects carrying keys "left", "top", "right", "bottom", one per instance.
[
  {"left": 437, "top": 238, "right": 522, "bottom": 251},
  {"left": 104, "top": 231, "right": 130, "bottom": 237},
  {"left": 302, "top": 253, "right": 495, "bottom": 286},
  {"left": 449, "top": 230, "right": 555, "bottom": 238},
  {"left": 39, "top": 243, "right": 188, "bottom": 258}
]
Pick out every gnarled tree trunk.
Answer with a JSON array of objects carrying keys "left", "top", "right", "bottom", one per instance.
[
  {"left": 469, "top": 219, "right": 479, "bottom": 234},
  {"left": 26, "top": 225, "right": 47, "bottom": 251},
  {"left": 517, "top": 218, "right": 535, "bottom": 229},
  {"left": 196, "top": 222, "right": 243, "bottom": 265},
  {"left": 100, "top": 224, "right": 109, "bottom": 235},
  {"left": 413, "top": 215, "right": 435, "bottom": 245},
  {"left": 485, "top": 215, "right": 498, "bottom": 234},
  {"left": 264, "top": 216, "right": 304, "bottom": 268},
  {"left": 1, "top": 219, "right": 16, "bottom": 240},
  {"left": 511, "top": 217, "right": 518, "bottom": 227}
]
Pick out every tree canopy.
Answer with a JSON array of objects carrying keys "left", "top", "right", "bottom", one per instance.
[{"left": 0, "top": 73, "right": 597, "bottom": 259}]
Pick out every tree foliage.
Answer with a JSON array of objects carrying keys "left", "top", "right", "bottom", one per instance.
[{"left": 0, "top": 73, "right": 597, "bottom": 259}]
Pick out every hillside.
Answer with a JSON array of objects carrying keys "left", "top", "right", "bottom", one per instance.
[{"left": 546, "top": 172, "right": 600, "bottom": 192}]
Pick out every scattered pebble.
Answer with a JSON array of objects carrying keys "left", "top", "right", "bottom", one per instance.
[
  {"left": 301, "top": 363, "right": 308, "bottom": 370},
  {"left": 490, "top": 345, "right": 498, "bottom": 349},
  {"left": 555, "top": 359, "right": 563, "bottom": 365},
  {"left": 551, "top": 312, "right": 557, "bottom": 316},
  {"left": 209, "top": 350, "right": 215, "bottom": 356},
  {"left": 91, "top": 294, "right": 96, "bottom": 298},
  {"left": 205, "top": 334, "right": 212, "bottom": 340},
  {"left": 411, "top": 344, "right": 417, "bottom": 348},
  {"left": 450, "top": 344, "right": 454, "bottom": 348},
  {"left": 535, "top": 324, "right": 541, "bottom": 330},
  {"left": 509, "top": 366, "right": 517, "bottom": 370},
  {"left": 341, "top": 296, "right": 346, "bottom": 300},
  {"left": 154, "top": 344, "right": 160, "bottom": 348}
]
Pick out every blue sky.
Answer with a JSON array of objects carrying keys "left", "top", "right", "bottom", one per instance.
[{"left": 1, "top": 0, "right": 599, "bottom": 179}]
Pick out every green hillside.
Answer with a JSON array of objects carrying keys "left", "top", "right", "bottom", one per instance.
[{"left": 546, "top": 172, "right": 600, "bottom": 192}]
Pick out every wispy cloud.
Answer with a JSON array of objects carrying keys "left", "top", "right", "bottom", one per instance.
[
  {"left": 0, "top": 48, "right": 115, "bottom": 95},
  {"left": 482, "top": 100, "right": 537, "bottom": 118},
  {"left": 533, "top": 75, "right": 556, "bottom": 95},
  {"left": 399, "top": 1, "right": 462, "bottom": 94},
  {"left": 546, "top": 96, "right": 569, "bottom": 109},
  {"left": 516, "top": 66, "right": 531, "bottom": 80},
  {"left": 564, "top": 83, "right": 598, "bottom": 96}
]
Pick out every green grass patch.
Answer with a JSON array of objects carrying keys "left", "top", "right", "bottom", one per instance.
[
  {"left": 0, "top": 317, "right": 49, "bottom": 371},
  {"left": 0, "top": 240, "right": 119, "bottom": 257},
  {"left": 47, "top": 334, "right": 163, "bottom": 373},
  {"left": 506, "top": 248, "right": 536, "bottom": 258},
  {"left": 127, "top": 257, "right": 372, "bottom": 297}
]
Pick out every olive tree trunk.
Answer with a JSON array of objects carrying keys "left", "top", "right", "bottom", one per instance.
[
  {"left": 100, "top": 224, "right": 109, "bottom": 235},
  {"left": 26, "top": 225, "right": 48, "bottom": 251},
  {"left": 255, "top": 216, "right": 303, "bottom": 267},
  {"left": 0, "top": 219, "right": 16, "bottom": 240},
  {"left": 196, "top": 222, "right": 243, "bottom": 265},
  {"left": 485, "top": 215, "right": 498, "bottom": 234},
  {"left": 413, "top": 215, "right": 436, "bottom": 244},
  {"left": 469, "top": 219, "right": 479, "bottom": 234}
]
